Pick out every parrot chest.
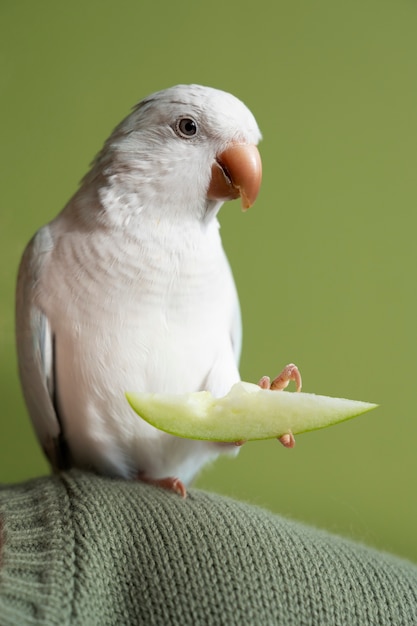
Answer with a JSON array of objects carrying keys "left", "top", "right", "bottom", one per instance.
[
  {"left": 41, "top": 226, "right": 237, "bottom": 394},
  {"left": 40, "top": 225, "right": 239, "bottom": 477}
]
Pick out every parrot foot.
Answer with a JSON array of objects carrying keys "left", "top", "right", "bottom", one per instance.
[
  {"left": 258, "top": 363, "right": 302, "bottom": 392},
  {"left": 258, "top": 363, "right": 302, "bottom": 448},
  {"left": 217, "top": 439, "right": 247, "bottom": 451},
  {"left": 137, "top": 473, "right": 187, "bottom": 498},
  {"left": 218, "top": 439, "right": 246, "bottom": 447},
  {"left": 278, "top": 431, "right": 296, "bottom": 448}
]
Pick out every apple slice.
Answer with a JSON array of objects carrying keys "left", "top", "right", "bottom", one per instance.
[{"left": 126, "top": 382, "right": 377, "bottom": 441}]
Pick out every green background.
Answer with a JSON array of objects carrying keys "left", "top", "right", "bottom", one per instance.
[{"left": 1, "top": 1, "right": 416, "bottom": 562}]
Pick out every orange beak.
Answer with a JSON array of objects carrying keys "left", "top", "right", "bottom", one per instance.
[{"left": 207, "top": 143, "right": 262, "bottom": 210}]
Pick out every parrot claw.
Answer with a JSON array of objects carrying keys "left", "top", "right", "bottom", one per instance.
[
  {"left": 137, "top": 473, "right": 187, "bottom": 498},
  {"left": 278, "top": 431, "right": 296, "bottom": 448},
  {"left": 258, "top": 363, "right": 302, "bottom": 448},
  {"left": 259, "top": 363, "right": 302, "bottom": 393},
  {"left": 258, "top": 375, "right": 271, "bottom": 389},
  {"left": 218, "top": 439, "right": 246, "bottom": 449}
]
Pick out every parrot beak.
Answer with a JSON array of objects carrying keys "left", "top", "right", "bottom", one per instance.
[{"left": 207, "top": 143, "right": 262, "bottom": 210}]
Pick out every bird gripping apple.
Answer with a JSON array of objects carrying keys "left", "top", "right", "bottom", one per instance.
[{"left": 127, "top": 381, "right": 377, "bottom": 442}]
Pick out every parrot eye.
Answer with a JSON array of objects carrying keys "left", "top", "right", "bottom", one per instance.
[{"left": 175, "top": 117, "right": 198, "bottom": 138}]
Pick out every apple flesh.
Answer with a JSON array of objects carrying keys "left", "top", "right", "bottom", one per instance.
[{"left": 126, "top": 381, "right": 377, "bottom": 441}]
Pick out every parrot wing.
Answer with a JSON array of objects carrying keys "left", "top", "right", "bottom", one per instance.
[
  {"left": 16, "top": 226, "right": 69, "bottom": 470},
  {"left": 228, "top": 260, "right": 242, "bottom": 366},
  {"left": 231, "top": 298, "right": 242, "bottom": 366}
]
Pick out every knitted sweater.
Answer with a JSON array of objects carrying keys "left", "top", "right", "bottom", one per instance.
[{"left": 0, "top": 471, "right": 416, "bottom": 625}]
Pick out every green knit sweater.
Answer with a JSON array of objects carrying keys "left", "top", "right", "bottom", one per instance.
[{"left": 0, "top": 471, "right": 416, "bottom": 625}]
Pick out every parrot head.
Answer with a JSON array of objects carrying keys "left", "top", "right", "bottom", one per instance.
[{"left": 80, "top": 84, "right": 262, "bottom": 226}]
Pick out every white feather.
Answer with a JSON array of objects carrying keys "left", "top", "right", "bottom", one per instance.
[{"left": 16, "top": 84, "right": 261, "bottom": 484}]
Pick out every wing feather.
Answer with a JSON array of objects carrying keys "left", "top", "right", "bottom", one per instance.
[{"left": 15, "top": 226, "right": 68, "bottom": 469}]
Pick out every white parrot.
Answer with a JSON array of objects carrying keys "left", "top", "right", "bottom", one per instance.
[{"left": 16, "top": 84, "right": 300, "bottom": 497}]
